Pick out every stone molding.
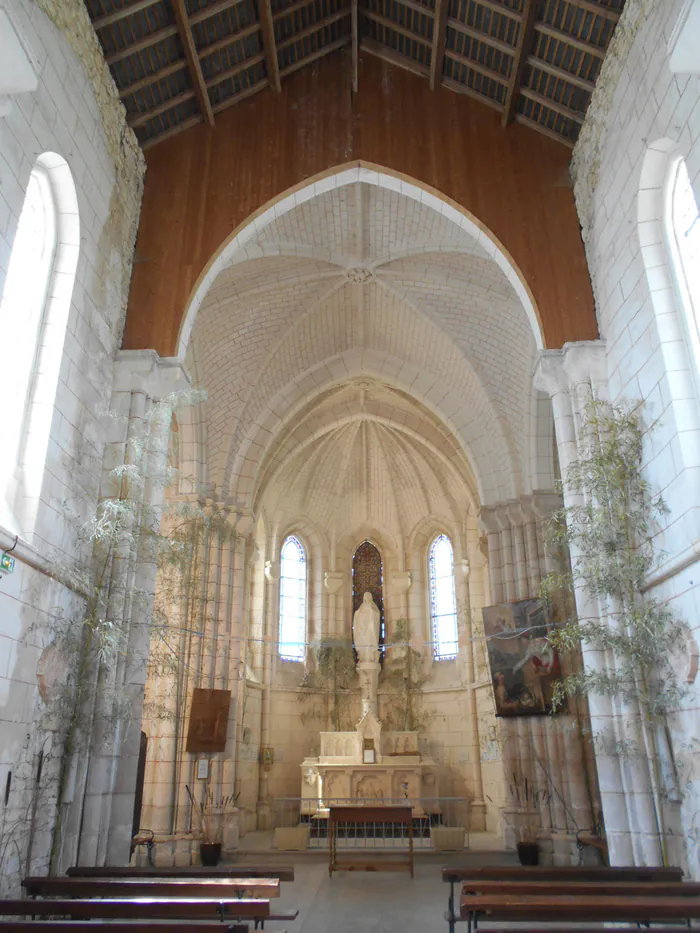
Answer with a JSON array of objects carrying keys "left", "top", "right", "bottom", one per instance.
[{"left": 113, "top": 349, "right": 192, "bottom": 399}]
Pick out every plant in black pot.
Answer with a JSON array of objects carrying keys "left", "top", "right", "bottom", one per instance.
[{"left": 187, "top": 785, "right": 238, "bottom": 866}]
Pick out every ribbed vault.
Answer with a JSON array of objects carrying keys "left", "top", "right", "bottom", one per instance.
[{"left": 187, "top": 179, "right": 551, "bottom": 510}]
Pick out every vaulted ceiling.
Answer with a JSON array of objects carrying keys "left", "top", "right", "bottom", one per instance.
[
  {"left": 186, "top": 180, "right": 554, "bottom": 511},
  {"left": 85, "top": 0, "right": 625, "bottom": 150}
]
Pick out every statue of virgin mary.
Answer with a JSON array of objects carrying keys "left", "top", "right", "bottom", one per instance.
[{"left": 353, "top": 591, "right": 380, "bottom": 664}]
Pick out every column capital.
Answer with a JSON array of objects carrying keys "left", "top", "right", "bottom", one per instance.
[
  {"left": 113, "top": 350, "right": 192, "bottom": 399},
  {"left": 534, "top": 340, "right": 607, "bottom": 398},
  {"left": 478, "top": 506, "right": 500, "bottom": 535}
]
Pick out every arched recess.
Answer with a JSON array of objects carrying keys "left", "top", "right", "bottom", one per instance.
[
  {"left": 176, "top": 163, "right": 545, "bottom": 360},
  {"left": 352, "top": 540, "right": 385, "bottom": 657}
]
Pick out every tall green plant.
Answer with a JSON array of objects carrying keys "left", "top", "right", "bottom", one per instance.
[
  {"left": 542, "top": 398, "right": 686, "bottom": 721},
  {"left": 380, "top": 618, "right": 429, "bottom": 731},
  {"left": 298, "top": 638, "right": 357, "bottom": 731}
]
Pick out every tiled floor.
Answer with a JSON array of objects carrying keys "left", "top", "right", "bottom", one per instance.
[{"left": 227, "top": 848, "right": 518, "bottom": 933}]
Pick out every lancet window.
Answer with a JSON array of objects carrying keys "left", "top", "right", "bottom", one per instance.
[
  {"left": 0, "top": 165, "right": 56, "bottom": 521},
  {"left": 278, "top": 535, "right": 307, "bottom": 662},
  {"left": 352, "top": 540, "right": 385, "bottom": 656},
  {"left": 666, "top": 156, "right": 700, "bottom": 384},
  {"left": 429, "top": 534, "right": 458, "bottom": 660}
]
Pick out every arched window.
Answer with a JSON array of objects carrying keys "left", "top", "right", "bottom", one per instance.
[
  {"left": 279, "top": 535, "right": 307, "bottom": 661},
  {"left": 0, "top": 153, "right": 79, "bottom": 537},
  {"left": 429, "top": 535, "right": 458, "bottom": 660},
  {"left": 0, "top": 166, "right": 56, "bottom": 524},
  {"left": 666, "top": 156, "right": 700, "bottom": 377}
]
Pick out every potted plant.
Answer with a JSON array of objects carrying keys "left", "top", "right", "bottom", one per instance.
[{"left": 187, "top": 785, "right": 238, "bottom": 866}]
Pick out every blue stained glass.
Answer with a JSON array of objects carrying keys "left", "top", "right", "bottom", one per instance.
[
  {"left": 429, "top": 535, "right": 458, "bottom": 660},
  {"left": 279, "top": 536, "right": 306, "bottom": 661}
]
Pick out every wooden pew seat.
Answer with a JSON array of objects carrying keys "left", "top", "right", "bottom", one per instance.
[
  {"left": 442, "top": 864, "right": 685, "bottom": 882},
  {"left": 22, "top": 878, "right": 279, "bottom": 900},
  {"left": 0, "top": 925, "right": 273, "bottom": 933},
  {"left": 460, "top": 879, "right": 700, "bottom": 897},
  {"left": 0, "top": 899, "right": 270, "bottom": 922},
  {"left": 65, "top": 866, "right": 295, "bottom": 882}
]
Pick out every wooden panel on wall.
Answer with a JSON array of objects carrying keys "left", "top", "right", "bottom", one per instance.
[
  {"left": 186, "top": 687, "right": 231, "bottom": 753},
  {"left": 123, "top": 50, "right": 596, "bottom": 355}
]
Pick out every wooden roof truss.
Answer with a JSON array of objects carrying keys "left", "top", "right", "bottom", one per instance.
[{"left": 85, "top": 0, "right": 626, "bottom": 149}]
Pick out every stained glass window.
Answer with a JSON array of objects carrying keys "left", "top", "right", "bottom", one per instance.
[
  {"left": 352, "top": 540, "right": 385, "bottom": 657},
  {"left": 279, "top": 535, "right": 306, "bottom": 661},
  {"left": 429, "top": 535, "right": 458, "bottom": 660},
  {"left": 667, "top": 157, "right": 700, "bottom": 379}
]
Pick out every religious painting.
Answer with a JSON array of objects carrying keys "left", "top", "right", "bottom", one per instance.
[
  {"left": 482, "top": 599, "right": 561, "bottom": 717},
  {"left": 186, "top": 688, "right": 231, "bottom": 752}
]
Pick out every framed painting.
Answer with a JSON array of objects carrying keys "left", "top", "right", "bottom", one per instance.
[{"left": 482, "top": 599, "right": 561, "bottom": 717}]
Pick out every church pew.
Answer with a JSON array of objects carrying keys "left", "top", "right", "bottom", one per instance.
[
  {"left": 442, "top": 863, "right": 685, "bottom": 930},
  {"left": 22, "top": 877, "right": 279, "bottom": 900},
  {"left": 65, "top": 865, "right": 295, "bottom": 882},
  {"left": 0, "top": 899, "right": 271, "bottom": 922},
  {"left": 0, "top": 925, "right": 267, "bottom": 933},
  {"left": 459, "top": 892, "right": 700, "bottom": 933},
  {"left": 460, "top": 879, "right": 700, "bottom": 897}
]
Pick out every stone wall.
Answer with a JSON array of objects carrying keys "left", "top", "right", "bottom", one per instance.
[
  {"left": 571, "top": 0, "right": 700, "bottom": 875},
  {"left": 0, "top": 0, "right": 144, "bottom": 892}
]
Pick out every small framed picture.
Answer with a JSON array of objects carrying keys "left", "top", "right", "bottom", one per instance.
[
  {"left": 196, "top": 758, "right": 210, "bottom": 780},
  {"left": 363, "top": 748, "right": 375, "bottom": 763}
]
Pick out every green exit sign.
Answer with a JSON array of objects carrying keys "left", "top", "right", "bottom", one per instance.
[{"left": 0, "top": 553, "right": 15, "bottom": 574}]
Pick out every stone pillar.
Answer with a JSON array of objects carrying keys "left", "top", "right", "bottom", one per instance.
[
  {"left": 67, "top": 351, "right": 190, "bottom": 867},
  {"left": 257, "top": 549, "right": 278, "bottom": 830},
  {"left": 534, "top": 339, "right": 664, "bottom": 867}
]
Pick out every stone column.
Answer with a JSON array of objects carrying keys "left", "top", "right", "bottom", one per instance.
[
  {"left": 67, "top": 350, "right": 191, "bottom": 867},
  {"left": 535, "top": 339, "right": 664, "bottom": 867},
  {"left": 257, "top": 550, "right": 278, "bottom": 830}
]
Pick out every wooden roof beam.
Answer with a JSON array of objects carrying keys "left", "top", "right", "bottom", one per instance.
[
  {"left": 351, "top": 0, "right": 359, "bottom": 93},
  {"left": 501, "top": 0, "right": 540, "bottom": 127},
  {"left": 526, "top": 54, "right": 595, "bottom": 92},
  {"left": 564, "top": 0, "right": 621, "bottom": 22},
  {"left": 514, "top": 112, "right": 575, "bottom": 147},
  {"left": 447, "top": 18, "right": 515, "bottom": 56},
  {"left": 171, "top": 0, "right": 215, "bottom": 125},
  {"left": 281, "top": 35, "right": 352, "bottom": 78},
  {"left": 519, "top": 86, "right": 585, "bottom": 122},
  {"left": 106, "top": 25, "right": 177, "bottom": 65},
  {"left": 189, "top": 0, "right": 248, "bottom": 24},
  {"left": 198, "top": 23, "right": 261, "bottom": 61},
  {"left": 443, "top": 47, "right": 508, "bottom": 85},
  {"left": 93, "top": 0, "right": 161, "bottom": 30},
  {"left": 127, "top": 89, "right": 196, "bottom": 128},
  {"left": 533, "top": 21, "right": 605, "bottom": 58},
  {"left": 206, "top": 52, "right": 266, "bottom": 88},
  {"left": 429, "top": 0, "right": 448, "bottom": 90},
  {"left": 276, "top": 10, "right": 351, "bottom": 51},
  {"left": 119, "top": 59, "right": 188, "bottom": 98},
  {"left": 361, "top": 9, "right": 432, "bottom": 46},
  {"left": 473, "top": 0, "right": 522, "bottom": 22},
  {"left": 258, "top": 0, "right": 281, "bottom": 92},
  {"left": 360, "top": 37, "right": 430, "bottom": 77}
]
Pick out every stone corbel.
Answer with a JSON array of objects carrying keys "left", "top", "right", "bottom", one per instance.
[
  {"left": 531, "top": 491, "right": 563, "bottom": 521},
  {"left": 324, "top": 571, "right": 344, "bottom": 594},
  {"left": 113, "top": 349, "right": 192, "bottom": 399},
  {"left": 478, "top": 506, "right": 500, "bottom": 536},
  {"left": 455, "top": 560, "right": 470, "bottom": 581},
  {"left": 0, "top": 8, "right": 39, "bottom": 117},
  {"left": 264, "top": 560, "right": 279, "bottom": 583},
  {"left": 391, "top": 571, "right": 412, "bottom": 594}
]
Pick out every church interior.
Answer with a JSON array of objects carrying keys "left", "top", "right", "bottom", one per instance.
[{"left": 1, "top": 0, "right": 700, "bottom": 927}]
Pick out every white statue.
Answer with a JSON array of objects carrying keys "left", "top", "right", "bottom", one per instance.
[{"left": 354, "top": 591, "right": 380, "bottom": 663}]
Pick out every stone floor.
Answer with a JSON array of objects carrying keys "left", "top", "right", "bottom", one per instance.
[{"left": 227, "top": 848, "right": 518, "bottom": 933}]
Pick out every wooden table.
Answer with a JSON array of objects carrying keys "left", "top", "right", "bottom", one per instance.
[{"left": 328, "top": 805, "right": 413, "bottom": 878}]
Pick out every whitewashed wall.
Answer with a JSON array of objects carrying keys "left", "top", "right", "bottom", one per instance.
[
  {"left": 0, "top": 0, "right": 143, "bottom": 892},
  {"left": 572, "top": 0, "right": 700, "bottom": 875}
]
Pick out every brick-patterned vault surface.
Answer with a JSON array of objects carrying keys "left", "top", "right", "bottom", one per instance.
[{"left": 188, "top": 182, "right": 551, "bottom": 513}]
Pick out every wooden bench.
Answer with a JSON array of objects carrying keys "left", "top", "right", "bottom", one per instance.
[
  {"left": 0, "top": 899, "right": 270, "bottom": 922},
  {"left": 459, "top": 892, "right": 700, "bottom": 933},
  {"left": 0, "top": 925, "right": 266, "bottom": 933},
  {"left": 460, "top": 879, "right": 700, "bottom": 897},
  {"left": 441, "top": 865, "right": 686, "bottom": 933},
  {"left": 22, "top": 877, "right": 280, "bottom": 901},
  {"left": 65, "top": 865, "right": 295, "bottom": 882}
]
